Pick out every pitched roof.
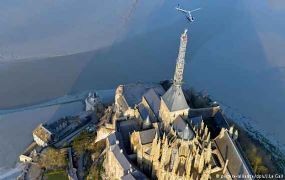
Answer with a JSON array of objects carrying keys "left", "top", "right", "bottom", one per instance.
[
  {"left": 117, "top": 119, "right": 141, "bottom": 153},
  {"left": 162, "top": 85, "right": 189, "bottom": 112},
  {"left": 137, "top": 103, "right": 149, "bottom": 120},
  {"left": 121, "top": 173, "right": 136, "bottom": 180},
  {"left": 107, "top": 132, "right": 120, "bottom": 146},
  {"left": 121, "top": 170, "right": 147, "bottom": 180},
  {"left": 143, "top": 88, "right": 162, "bottom": 117},
  {"left": 173, "top": 116, "right": 194, "bottom": 140},
  {"left": 32, "top": 124, "right": 53, "bottom": 143},
  {"left": 130, "top": 170, "right": 148, "bottom": 179},
  {"left": 123, "top": 83, "right": 164, "bottom": 107},
  {"left": 190, "top": 116, "right": 203, "bottom": 126},
  {"left": 139, "top": 128, "right": 156, "bottom": 145},
  {"left": 214, "top": 131, "right": 253, "bottom": 178},
  {"left": 111, "top": 145, "right": 132, "bottom": 171}
]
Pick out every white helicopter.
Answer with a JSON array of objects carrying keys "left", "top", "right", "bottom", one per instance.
[{"left": 176, "top": 4, "right": 201, "bottom": 22}]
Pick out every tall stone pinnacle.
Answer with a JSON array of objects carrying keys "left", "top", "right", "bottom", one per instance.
[{"left": 173, "top": 29, "right": 188, "bottom": 86}]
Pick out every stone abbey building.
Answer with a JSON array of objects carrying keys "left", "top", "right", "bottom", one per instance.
[{"left": 103, "top": 30, "right": 253, "bottom": 180}]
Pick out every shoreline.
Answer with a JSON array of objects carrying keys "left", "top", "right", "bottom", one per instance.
[
  {"left": 226, "top": 115, "right": 285, "bottom": 174},
  {"left": 221, "top": 103, "right": 285, "bottom": 155},
  {"left": 0, "top": 163, "right": 24, "bottom": 180},
  {"left": 0, "top": 87, "right": 284, "bottom": 175},
  {"left": 0, "top": 89, "right": 114, "bottom": 171},
  {"left": 0, "top": 102, "right": 84, "bottom": 170},
  {"left": 0, "top": 89, "right": 115, "bottom": 115}
]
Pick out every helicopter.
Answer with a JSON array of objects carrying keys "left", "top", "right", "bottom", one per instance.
[{"left": 176, "top": 4, "right": 201, "bottom": 22}]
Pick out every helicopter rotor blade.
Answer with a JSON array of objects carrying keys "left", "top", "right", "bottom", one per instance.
[
  {"left": 176, "top": 7, "right": 189, "bottom": 14},
  {"left": 190, "top": 8, "right": 201, "bottom": 13}
]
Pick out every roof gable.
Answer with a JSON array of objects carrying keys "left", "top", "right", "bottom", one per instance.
[
  {"left": 173, "top": 116, "right": 195, "bottom": 140},
  {"left": 143, "top": 88, "right": 161, "bottom": 117},
  {"left": 123, "top": 83, "right": 164, "bottom": 108},
  {"left": 138, "top": 128, "right": 156, "bottom": 145},
  {"left": 162, "top": 85, "right": 189, "bottom": 112}
]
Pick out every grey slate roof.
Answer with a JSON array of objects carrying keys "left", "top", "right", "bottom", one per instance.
[
  {"left": 107, "top": 133, "right": 148, "bottom": 179},
  {"left": 121, "top": 170, "right": 148, "bottom": 180},
  {"left": 123, "top": 83, "right": 165, "bottom": 108},
  {"left": 173, "top": 116, "right": 194, "bottom": 140},
  {"left": 107, "top": 133, "right": 117, "bottom": 146},
  {"left": 143, "top": 88, "right": 162, "bottom": 117},
  {"left": 190, "top": 116, "right": 203, "bottom": 126},
  {"left": 107, "top": 132, "right": 122, "bottom": 146},
  {"left": 139, "top": 128, "right": 156, "bottom": 145},
  {"left": 162, "top": 85, "right": 189, "bottom": 112},
  {"left": 214, "top": 131, "right": 253, "bottom": 179},
  {"left": 137, "top": 103, "right": 148, "bottom": 120},
  {"left": 131, "top": 170, "right": 148, "bottom": 179},
  {"left": 117, "top": 119, "right": 141, "bottom": 154},
  {"left": 121, "top": 173, "right": 136, "bottom": 180},
  {"left": 111, "top": 144, "right": 132, "bottom": 171},
  {"left": 137, "top": 102, "right": 156, "bottom": 124}
]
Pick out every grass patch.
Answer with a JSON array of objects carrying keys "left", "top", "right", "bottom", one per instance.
[
  {"left": 86, "top": 140, "right": 106, "bottom": 180},
  {"left": 44, "top": 169, "right": 68, "bottom": 180},
  {"left": 72, "top": 131, "right": 96, "bottom": 154},
  {"left": 38, "top": 148, "right": 67, "bottom": 170}
]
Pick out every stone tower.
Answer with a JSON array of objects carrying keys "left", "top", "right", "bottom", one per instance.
[
  {"left": 174, "top": 29, "right": 188, "bottom": 86},
  {"left": 159, "top": 29, "right": 190, "bottom": 125}
]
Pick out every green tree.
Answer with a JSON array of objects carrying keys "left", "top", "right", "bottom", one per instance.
[{"left": 72, "top": 131, "right": 96, "bottom": 154}]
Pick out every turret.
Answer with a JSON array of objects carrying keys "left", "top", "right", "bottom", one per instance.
[
  {"left": 229, "top": 126, "right": 234, "bottom": 136},
  {"left": 233, "top": 129, "right": 239, "bottom": 140},
  {"left": 142, "top": 115, "right": 152, "bottom": 129}
]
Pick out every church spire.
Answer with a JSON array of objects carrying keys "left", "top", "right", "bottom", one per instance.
[{"left": 173, "top": 29, "right": 188, "bottom": 86}]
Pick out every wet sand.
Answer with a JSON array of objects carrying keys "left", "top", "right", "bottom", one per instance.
[{"left": 0, "top": 102, "right": 83, "bottom": 169}]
